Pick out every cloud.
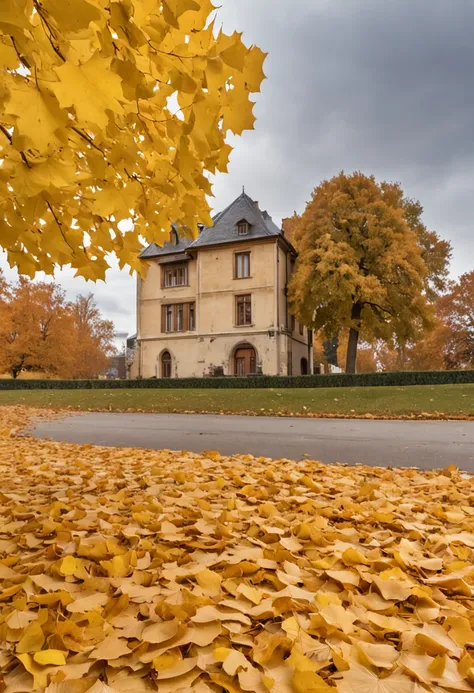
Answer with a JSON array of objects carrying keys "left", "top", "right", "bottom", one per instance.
[{"left": 2, "top": 0, "right": 473, "bottom": 332}]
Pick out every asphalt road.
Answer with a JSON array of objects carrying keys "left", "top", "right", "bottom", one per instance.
[{"left": 28, "top": 412, "right": 474, "bottom": 471}]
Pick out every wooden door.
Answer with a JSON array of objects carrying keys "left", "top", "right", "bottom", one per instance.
[{"left": 234, "top": 346, "right": 256, "bottom": 376}]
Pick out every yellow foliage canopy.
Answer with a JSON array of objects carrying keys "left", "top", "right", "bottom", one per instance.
[
  {"left": 0, "top": 0, "right": 266, "bottom": 279},
  {"left": 288, "top": 173, "right": 435, "bottom": 373}
]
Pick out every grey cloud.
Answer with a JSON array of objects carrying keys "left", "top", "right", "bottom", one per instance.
[
  {"left": 215, "top": 0, "right": 474, "bottom": 276},
  {"left": 2, "top": 0, "right": 473, "bottom": 332}
]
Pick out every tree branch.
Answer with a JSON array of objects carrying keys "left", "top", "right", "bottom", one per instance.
[
  {"left": 10, "top": 36, "right": 30, "bottom": 69},
  {"left": 362, "top": 301, "right": 395, "bottom": 318},
  {"left": 71, "top": 127, "right": 104, "bottom": 154},
  {"left": 46, "top": 200, "right": 75, "bottom": 253},
  {"left": 0, "top": 124, "right": 32, "bottom": 168},
  {"left": 33, "top": 1, "right": 66, "bottom": 62}
]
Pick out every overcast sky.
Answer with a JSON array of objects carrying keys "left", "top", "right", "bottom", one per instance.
[{"left": 2, "top": 0, "right": 474, "bottom": 335}]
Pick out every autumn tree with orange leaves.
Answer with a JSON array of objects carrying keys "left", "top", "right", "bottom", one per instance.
[
  {"left": 0, "top": 273, "right": 114, "bottom": 378},
  {"left": 288, "top": 172, "right": 451, "bottom": 373}
]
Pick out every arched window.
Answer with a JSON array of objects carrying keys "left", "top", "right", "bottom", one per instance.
[
  {"left": 161, "top": 351, "right": 172, "bottom": 379},
  {"left": 301, "top": 357, "right": 308, "bottom": 375},
  {"left": 234, "top": 344, "right": 257, "bottom": 376}
]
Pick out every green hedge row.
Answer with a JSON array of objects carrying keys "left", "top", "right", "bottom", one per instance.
[{"left": 1, "top": 370, "right": 473, "bottom": 390}]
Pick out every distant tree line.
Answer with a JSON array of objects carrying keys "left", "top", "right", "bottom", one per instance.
[{"left": 0, "top": 272, "right": 115, "bottom": 379}]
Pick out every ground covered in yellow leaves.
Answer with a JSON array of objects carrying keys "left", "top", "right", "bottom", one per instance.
[{"left": 1, "top": 406, "right": 474, "bottom": 693}]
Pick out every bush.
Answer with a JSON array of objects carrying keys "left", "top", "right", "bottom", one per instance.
[{"left": 0, "top": 370, "right": 473, "bottom": 390}]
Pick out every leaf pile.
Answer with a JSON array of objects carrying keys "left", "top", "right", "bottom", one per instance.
[{"left": 1, "top": 407, "right": 474, "bottom": 692}]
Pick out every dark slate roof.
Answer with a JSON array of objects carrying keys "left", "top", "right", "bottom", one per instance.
[
  {"left": 188, "top": 191, "right": 282, "bottom": 249},
  {"left": 139, "top": 236, "right": 193, "bottom": 259},
  {"left": 138, "top": 192, "right": 282, "bottom": 259}
]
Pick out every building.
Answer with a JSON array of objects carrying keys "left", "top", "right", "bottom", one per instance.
[{"left": 131, "top": 191, "right": 313, "bottom": 379}]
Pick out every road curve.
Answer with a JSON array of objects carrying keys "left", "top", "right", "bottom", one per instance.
[{"left": 27, "top": 412, "right": 474, "bottom": 471}]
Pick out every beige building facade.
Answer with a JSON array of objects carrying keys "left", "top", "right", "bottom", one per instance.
[{"left": 131, "top": 192, "right": 313, "bottom": 379}]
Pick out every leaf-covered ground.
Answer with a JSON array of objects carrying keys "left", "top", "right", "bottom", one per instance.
[{"left": 1, "top": 407, "right": 474, "bottom": 692}]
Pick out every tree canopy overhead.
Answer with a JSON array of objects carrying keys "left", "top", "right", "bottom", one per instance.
[
  {"left": 288, "top": 172, "right": 446, "bottom": 373},
  {"left": 0, "top": 0, "right": 266, "bottom": 279}
]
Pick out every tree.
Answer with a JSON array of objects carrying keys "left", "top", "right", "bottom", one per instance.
[
  {"left": 379, "top": 189, "right": 452, "bottom": 299},
  {"left": 0, "top": 274, "right": 73, "bottom": 377},
  {"left": 282, "top": 213, "right": 300, "bottom": 246},
  {"left": 336, "top": 331, "right": 379, "bottom": 373},
  {"left": 437, "top": 271, "right": 474, "bottom": 369},
  {"left": 377, "top": 326, "right": 449, "bottom": 372},
  {"left": 69, "top": 294, "right": 115, "bottom": 378},
  {"left": 288, "top": 172, "right": 435, "bottom": 374},
  {"left": 0, "top": 1, "right": 265, "bottom": 280},
  {"left": 0, "top": 273, "right": 114, "bottom": 378}
]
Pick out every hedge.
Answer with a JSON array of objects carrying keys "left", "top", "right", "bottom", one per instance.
[{"left": 0, "top": 370, "right": 473, "bottom": 390}]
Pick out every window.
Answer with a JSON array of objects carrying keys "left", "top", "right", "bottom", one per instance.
[
  {"left": 291, "top": 315, "right": 296, "bottom": 331},
  {"left": 236, "top": 294, "right": 252, "bottom": 326},
  {"left": 176, "top": 304, "right": 184, "bottom": 332},
  {"left": 299, "top": 322, "right": 304, "bottom": 336},
  {"left": 237, "top": 221, "right": 249, "bottom": 236},
  {"left": 163, "top": 264, "right": 187, "bottom": 288},
  {"left": 165, "top": 305, "right": 173, "bottom": 333},
  {"left": 235, "top": 252, "right": 250, "bottom": 279},
  {"left": 162, "top": 303, "right": 196, "bottom": 333}
]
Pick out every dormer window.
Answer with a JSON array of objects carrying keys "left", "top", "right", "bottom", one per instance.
[{"left": 237, "top": 220, "right": 249, "bottom": 236}]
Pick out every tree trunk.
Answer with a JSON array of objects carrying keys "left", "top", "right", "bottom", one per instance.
[{"left": 346, "top": 302, "right": 362, "bottom": 374}]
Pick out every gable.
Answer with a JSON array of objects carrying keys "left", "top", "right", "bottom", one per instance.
[{"left": 188, "top": 191, "right": 282, "bottom": 249}]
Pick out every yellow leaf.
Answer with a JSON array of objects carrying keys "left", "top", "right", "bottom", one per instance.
[
  {"left": 59, "top": 555, "right": 79, "bottom": 576},
  {"left": 243, "top": 45, "right": 267, "bottom": 92},
  {"left": 287, "top": 647, "right": 319, "bottom": 673},
  {"left": 92, "top": 183, "right": 140, "bottom": 221},
  {"left": 195, "top": 568, "right": 222, "bottom": 592},
  {"left": 51, "top": 55, "right": 124, "bottom": 129},
  {"left": 220, "top": 31, "right": 248, "bottom": 71},
  {"left": 222, "top": 89, "right": 256, "bottom": 136},
  {"left": 16, "top": 622, "right": 45, "bottom": 654},
  {"left": 318, "top": 604, "right": 357, "bottom": 634},
  {"left": 0, "top": 41, "right": 19, "bottom": 69},
  {"left": 446, "top": 616, "right": 474, "bottom": 647},
  {"left": 33, "top": 649, "right": 67, "bottom": 666},
  {"left": 142, "top": 618, "right": 179, "bottom": 644},
  {"left": 5, "top": 83, "right": 66, "bottom": 154},
  {"left": 214, "top": 647, "right": 232, "bottom": 662},
  {"left": 237, "top": 582, "right": 264, "bottom": 605},
  {"left": 90, "top": 634, "right": 130, "bottom": 660},
  {"left": 340, "top": 665, "right": 415, "bottom": 693},
  {"left": 152, "top": 651, "right": 181, "bottom": 672},
  {"left": 292, "top": 670, "right": 333, "bottom": 692},
  {"left": 41, "top": 0, "right": 101, "bottom": 33}
]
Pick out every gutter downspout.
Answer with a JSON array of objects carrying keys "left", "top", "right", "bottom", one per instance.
[
  {"left": 137, "top": 275, "right": 142, "bottom": 378},
  {"left": 275, "top": 242, "right": 280, "bottom": 376}
]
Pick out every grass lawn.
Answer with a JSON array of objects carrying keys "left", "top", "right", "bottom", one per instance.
[{"left": 0, "top": 382, "right": 472, "bottom": 417}]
